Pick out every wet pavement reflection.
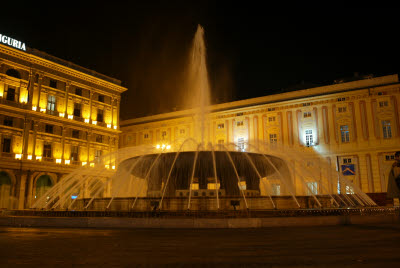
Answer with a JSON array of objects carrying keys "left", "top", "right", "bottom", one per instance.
[{"left": 1, "top": 224, "right": 400, "bottom": 267}]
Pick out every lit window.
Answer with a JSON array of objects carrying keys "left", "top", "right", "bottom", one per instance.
[
  {"left": 271, "top": 184, "right": 280, "bottom": 195},
  {"left": 237, "top": 137, "right": 245, "bottom": 151},
  {"left": 306, "top": 182, "right": 318, "bottom": 195},
  {"left": 340, "top": 125, "right": 350, "bottom": 143},
  {"left": 217, "top": 123, "right": 224, "bottom": 129},
  {"left": 305, "top": 129, "right": 313, "bottom": 146},
  {"left": 238, "top": 180, "right": 246, "bottom": 190},
  {"left": 47, "top": 95, "right": 56, "bottom": 112},
  {"left": 382, "top": 120, "right": 392, "bottom": 139},
  {"left": 269, "top": 133, "right": 277, "bottom": 144},
  {"left": 303, "top": 112, "right": 312, "bottom": 118}
]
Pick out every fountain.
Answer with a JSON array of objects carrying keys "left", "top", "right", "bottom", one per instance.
[{"left": 27, "top": 25, "right": 394, "bottom": 223}]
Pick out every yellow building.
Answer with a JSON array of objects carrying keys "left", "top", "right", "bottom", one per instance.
[
  {"left": 120, "top": 74, "right": 400, "bottom": 200},
  {"left": 0, "top": 40, "right": 127, "bottom": 209}
]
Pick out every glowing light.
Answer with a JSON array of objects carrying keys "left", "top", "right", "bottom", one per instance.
[
  {"left": 107, "top": 124, "right": 111, "bottom": 128},
  {"left": 71, "top": 195, "right": 78, "bottom": 200},
  {"left": 32, "top": 106, "right": 37, "bottom": 111},
  {"left": 64, "top": 159, "right": 70, "bottom": 165},
  {"left": 68, "top": 114, "right": 74, "bottom": 120},
  {"left": 113, "top": 125, "right": 117, "bottom": 130},
  {"left": 105, "top": 164, "right": 110, "bottom": 169},
  {"left": 56, "top": 158, "right": 62, "bottom": 164},
  {"left": 161, "top": 144, "right": 166, "bottom": 149},
  {"left": 166, "top": 145, "right": 171, "bottom": 150},
  {"left": 156, "top": 144, "right": 160, "bottom": 149},
  {"left": 59, "top": 112, "right": 65, "bottom": 118},
  {"left": 40, "top": 108, "right": 46, "bottom": 112},
  {"left": 27, "top": 155, "right": 32, "bottom": 160},
  {"left": 112, "top": 165, "right": 116, "bottom": 170},
  {"left": 92, "top": 121, "right": 97, "bottom": 125},
  {"left": 36, "top": 156, "right": 42, "bottom": 161},
  {"left": 82, "top": 162, "right": 87, "bottom": 166},
  {"left": 90, "top": 163, "right": 95, "bottom": 167},
  {"left": 15, "top": 153, "right": 22, "bottom": 160},
  {"left": 84, "top": 118, "right": 90, "bottom": 123}
]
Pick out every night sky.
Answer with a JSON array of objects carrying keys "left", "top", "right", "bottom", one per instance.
[{"left": 1, "top": 4, "right": 399, "bottom": 119}]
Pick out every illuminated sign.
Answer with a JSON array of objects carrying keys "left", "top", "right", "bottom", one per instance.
[
  {"left": 0, "top": 33, "right": 26, "bottom": 51},
  {"left": 341, "top": 164, "right": 355, "bottom": 176}
]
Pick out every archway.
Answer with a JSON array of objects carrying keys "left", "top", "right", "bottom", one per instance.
[
  {"left": 0, "top": 171, "right": 12, "bottom": 208},
  {"left": 6, "top": 69, "right": 21, "bottom": 79},
  {"left": 35, "top": 175, "right": 53, "bottom": 200}
]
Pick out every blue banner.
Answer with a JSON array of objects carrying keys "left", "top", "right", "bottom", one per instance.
[{"left": 341, "top": 164, "right": 355, "bottom": 176}]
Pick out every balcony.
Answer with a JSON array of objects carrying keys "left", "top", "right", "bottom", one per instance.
[{"left": 0, "top": 97, "right": 31, "bottom": 110}]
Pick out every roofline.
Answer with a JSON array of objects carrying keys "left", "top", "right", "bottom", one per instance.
[{"left": 121, "top": 74, "right": 399, "bottom": 126}]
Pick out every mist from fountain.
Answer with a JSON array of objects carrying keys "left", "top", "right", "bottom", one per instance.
[{"left": 32, "top": 25, "right": 377, "bottom": 212}]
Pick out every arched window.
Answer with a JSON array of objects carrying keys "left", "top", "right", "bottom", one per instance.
[
  {"left": 35, "top": 175, "right": 53, "bottom": 200},
  {"left": 0, "top": 171, "right": 12, "bottom": 208},
  {"left": 6, "top": 69, "right": 21, "bottom": 79}
]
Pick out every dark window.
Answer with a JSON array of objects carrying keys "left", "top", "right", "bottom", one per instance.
[
  {"left": 98, "top": 95, "right": 104, "bottom": 102},
  {"left": 72, "top": 130, "right": 80, "bottom": 139},
  {"left": 71, "top": 146, "right": 79, "bottom": 161},
  {"left": 75, "top": 88, "right": 82, "bottom": 96},
  {"left": 43, "top": 144, "right": 52, "bottom": 158},
  {"left": 73, "top": 103, "right": 81, "bottom": 117},
  {"left": 6, "top": 69, "right": 21, "bottom": 79},
  {"left": 97, "top": 109, "right": 103, "bottom": 122},
  {"left": 49, "top": 79, "right": 57, "bottom": 88},
  {"left": 3, "top": 117, "right": 13, "bottom": 127},
  {"left": 45, "top": 124, "right": 53, "bottom": 134},
  {"left": 6, "top": 87, "right": 15, "bottom": 101},
  {"left": 2, "top": 138, "right": 11, "bottom": 153},
  {"left": 96, "top": 135, "right": 103, "bottom": 143}
]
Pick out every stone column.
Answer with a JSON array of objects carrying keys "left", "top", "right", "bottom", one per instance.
[
  {"left": 22, "top": 118, "right": 31, "bottom": 160},
  {"left": 36, "top": 73, "right": 43, "bottom": 109},
  {"left": 18, "top": 172, "right": 28, "bottom": 209},
  {"left": 64, "top": 82, "right": 70, "bottom": 116},
  {"left": 27, "top": 70, "right": 35, "bottom": 106},
  {"left": 61, "top": 126, "right": 67, "bottom": 160},
  {"left": 32, "top": 122, "right": 39, "bottom": 158}
]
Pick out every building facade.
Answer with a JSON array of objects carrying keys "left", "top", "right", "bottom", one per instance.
[
  {"left": 120, "top": 74, "right": 400, "bottom": 199},
  {"left": 0, "top": 42, "right": 127, "bottom": 209}
]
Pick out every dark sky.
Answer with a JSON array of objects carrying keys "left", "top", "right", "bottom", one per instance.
[{"left": 1, "top": 4, "right": 399, "bottom": 119}]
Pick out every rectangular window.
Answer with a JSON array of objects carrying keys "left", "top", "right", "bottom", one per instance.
[
  {"left": 338, "top": 107, "right": 347, "bottom": 113},
  {"left": 45, "top": 124, "right": 53, "bottom": 134},
  {"left": 343, "top": 158, "right": 352, "bottom": 164},
  {"left": 237, "top": 137, "right": 245, "bottom": 151},
  {"left": 267, "top": 107, "right": 275, "bottom": 111},
  {"left": 98, "top": 95, "right": 104, "bottom": 102},
  {"left": 306, "top": 182, "right": 318, "bottom": 195},
  {"left": 271, "top": 184, "right": 280, "bottom": 195},
  {"left": 72, "top": 130, "right": 80, "bottom": 139},
  {"left": 268, "top": 117, "right": 275, "bottom": 122},
  {"left": 75, "top": 88, "right": 82, "bottom": 96},
  {"left": 96, "top": 134, "right": 103, "bottom": 143},
  {"left": 337, "top": 97, "right": 346, "bottom": 102},
  {"left": 385, "top": 155, "right": 395, "bottom": 161},
  {"left": 302, "top": 103, "right": 311, "bottom": 107},
  {"left": 3, "top": 116, "right": 13, "bottom": 127},
  {"left": 2, "top": 138, "right": 11, "bottom": 153},
  {"left": 218, "top": 139, "right": 224, "bottom": 144},
  {"left": 73, "top": 103, "right": 81, "bottom": 117},
  {"left": 97, "top": 109, "right": 103, "bottom": 122},
  {"left": 217, "top": 123, "right": 224, "bottom": 129},
  {"left": 237, "top": 121, "right": 244, "bottom": 127},
  {"left": 303, "top": 112, "right": 312, "bottom": 118},
  {"left": 305, "top": 129, "right": 313, "bottom": 146},
  {"left": 379, "top": 101, "right": 389, "bottom": 108},
  {"left": 144, "top": 133, "right": 149, "bottom": 139},
  {"left": 161, "top": 131, "right": 167, "bottom": 138},
  {"left": 70, "top": 145, "right": 79, "bottom": 162},
  {"left": 6, "top": 87, "right": 15, "bottom": 101},
  {"left": 269, "top": 133, "right": 277, "bottom": 144},
  {"left": 238, "top": 180, "right": 246, "bottom": 190},
  {"left": 382, "top": 120, "right": 392, "bottom": 139},
  {"left": 49, "top": 79, "right": 57, "bottom": 88},
  {"left": 43, "top": 144, "right": 52, "bottom": 158},
  {"left": 47, "top": 95, "right": 56, "bottom": 111},
  {"left": 180, "top": 129, "right": 185, "bottom": 134},
  {"left": 340, "top": 125, "right": 350, "bottom": 143},
  {"left": 95, "top": 150, "right": 102, "bottom": 161}
]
